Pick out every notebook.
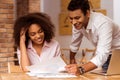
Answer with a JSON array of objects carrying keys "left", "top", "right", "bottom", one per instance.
[{"left": 91, "top": 49, "right": 120, "bottom": 76}]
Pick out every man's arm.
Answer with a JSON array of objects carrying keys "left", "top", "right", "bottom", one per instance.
[
  {"left": 70, "top": 26, "right": 83, "bottom": 64},
  {"left": 70, "top": 51, "right": 77, "bottom": 64},
  {"left": 65, "top": 61, "right": 97, "bottom": 75},
  {"left": 81, "top": 61, "right": 97, "bottom": 73}
]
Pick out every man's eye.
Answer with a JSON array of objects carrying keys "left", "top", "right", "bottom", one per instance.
[
  {"left": 74, "top": 16, "right": 80, "bottom": 20},
  {"left": 69, "top": 17, "right": 73, "bottom": 20}
]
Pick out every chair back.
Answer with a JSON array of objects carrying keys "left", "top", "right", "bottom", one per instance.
[{"left": 61, "top": 48, "right": 96, "bottom": 66}]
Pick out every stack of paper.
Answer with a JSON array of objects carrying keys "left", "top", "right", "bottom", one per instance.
[
  {"left": 26, "top": 73, "right": 76, "bottom": 78},
  {"left": 26, "top": 57, "right": 76, "bottom": 78}
]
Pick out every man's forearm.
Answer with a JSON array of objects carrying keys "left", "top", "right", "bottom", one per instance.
[
  {"left": 70, "top": 51, "right": 76, "bottom": 59},
  {"left": 70, "top": 51, "right": 77, "bottom": 64},
  {"left": 80, "top": 61, "right": 97, "bottom": 73}
]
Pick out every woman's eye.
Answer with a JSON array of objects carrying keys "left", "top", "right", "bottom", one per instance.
[
  {"left": 29, "top": 33, "right": 35, "bottom": 36},
  {"left": 39, "top": 30, "right": 43, "bottom": 33}
]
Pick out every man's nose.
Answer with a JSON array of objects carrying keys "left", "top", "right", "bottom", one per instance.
[{"left": 71, "top": 19, "right": 77, "bottom": 25}]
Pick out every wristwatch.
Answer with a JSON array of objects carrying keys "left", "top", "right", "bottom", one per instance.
[{"left": 79, "top": 66, "right": 85, "bottom": 74}]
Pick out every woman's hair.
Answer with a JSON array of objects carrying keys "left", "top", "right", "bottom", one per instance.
[
  {"left": 13, "top": 12, "right": 55, "bottom": 48},
  {"left": 67, "top": 0, "right": 90, "bottom": 15}
]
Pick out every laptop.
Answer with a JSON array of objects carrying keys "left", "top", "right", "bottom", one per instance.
[{"left": 91, "top": 49, "right": 120, "bottom": 76}]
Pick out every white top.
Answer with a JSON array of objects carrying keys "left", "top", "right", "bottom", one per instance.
[
  {"left": 70, "top": 12, "right": 120, "bottom": 67},
  {"left": 17, "top": 39, "right": 61, "bottom": 65}
]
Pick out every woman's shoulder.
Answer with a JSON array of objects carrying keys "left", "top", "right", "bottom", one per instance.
[
  {"left": 44, "top": 39, "right": 60, "bottom": 49},
  {"left": 49, "top": 39, "right": 60, "bottom": 45}
]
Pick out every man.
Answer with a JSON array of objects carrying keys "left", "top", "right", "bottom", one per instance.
[{"left": 65, "top": 0, "right": 120, "bottom": 75}]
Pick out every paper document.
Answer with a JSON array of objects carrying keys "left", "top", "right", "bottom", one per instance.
[
  {"left": 26, "top": 73, "right": 76, "bottom": 78},
  {"left": 26, "top": 57, "right": 76, "bottom": 78},
  {"left": 26, "top": 56, "right": 66, "bottom": 73}
]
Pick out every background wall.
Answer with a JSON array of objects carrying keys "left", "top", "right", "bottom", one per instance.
[
  {"left": 101, "top": 0, "right": 113, "bottom": 19},
  {"left": 113, "top": 0, "right": 120, "bottom": 26},
  {"left": 0, "top": 0, "right": 15, "bottom": 56},
  {"left": 41, "top": 0, "right": 120, "bottom": 49},
  {"left": 0, "top": 0, "right": 42, "bottom": 71}
]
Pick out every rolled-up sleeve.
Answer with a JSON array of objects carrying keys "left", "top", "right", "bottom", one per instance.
[
  {"left": 70, "top": 26, "right": 83, "bottom": 52},
  {"left": 90, "top": 21, "right": 113, "bottom": 67},
  {"left": 90, "top": 49, "right": 110, "bottom": 67}
]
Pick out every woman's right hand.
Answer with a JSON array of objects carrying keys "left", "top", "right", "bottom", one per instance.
[
  {"left": 20, "top": 28, "right": 26, "bottom": 43},
  {"left": 19, "top": 28, "right": 30, "bottom": 71}
]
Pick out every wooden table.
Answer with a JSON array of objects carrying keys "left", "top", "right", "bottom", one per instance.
[
  {"left": 83, "top": 72, "right": 120, "bottom": 80},
  {"left": 0, "top": 72, "right": 120, "bottom": 80},
  {"left": 0, "top": 73, "right": 87, "bottom": 80}
]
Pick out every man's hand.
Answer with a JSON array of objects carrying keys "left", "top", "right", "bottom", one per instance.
[{"left": 65, "top": 64, "right": 80, "bottom": 76}]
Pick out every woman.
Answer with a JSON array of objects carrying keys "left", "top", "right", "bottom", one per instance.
[{"left": 13, "top": 12, "right": 61, "bottom": 71}]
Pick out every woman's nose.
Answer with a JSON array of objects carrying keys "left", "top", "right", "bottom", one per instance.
[{"left": 36, "top": 33, "right": 40, "bottom": 38}]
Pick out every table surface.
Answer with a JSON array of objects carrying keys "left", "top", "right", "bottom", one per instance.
[{"left": 0, "top": 72, "right": 120, "bottom": 80}]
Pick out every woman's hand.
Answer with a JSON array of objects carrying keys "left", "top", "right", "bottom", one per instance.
[
  {"left": 20, "top": 28, "right": 30, "bottom": 71},
  {"left": 20, "top": 28, "right": 26, "bottom": 43}
]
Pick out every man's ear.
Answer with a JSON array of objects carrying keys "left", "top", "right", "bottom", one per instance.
[{"left": 86, "top": 10, "right": 90, "bottom": 18}]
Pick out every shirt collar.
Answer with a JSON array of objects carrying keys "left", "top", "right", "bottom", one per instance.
[
  {"left": 43, "top": 41, "right": 50, "bottom": 48},
  {"left": 86, "top": 11, "right": 93, "bottom": 30},
  {"left": 28, "top": 40, "right": 33, "bottom": 49}
]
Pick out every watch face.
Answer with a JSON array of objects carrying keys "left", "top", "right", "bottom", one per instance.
[{"left": 79, "top": 66, "right": 85, "bottom": 74}]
